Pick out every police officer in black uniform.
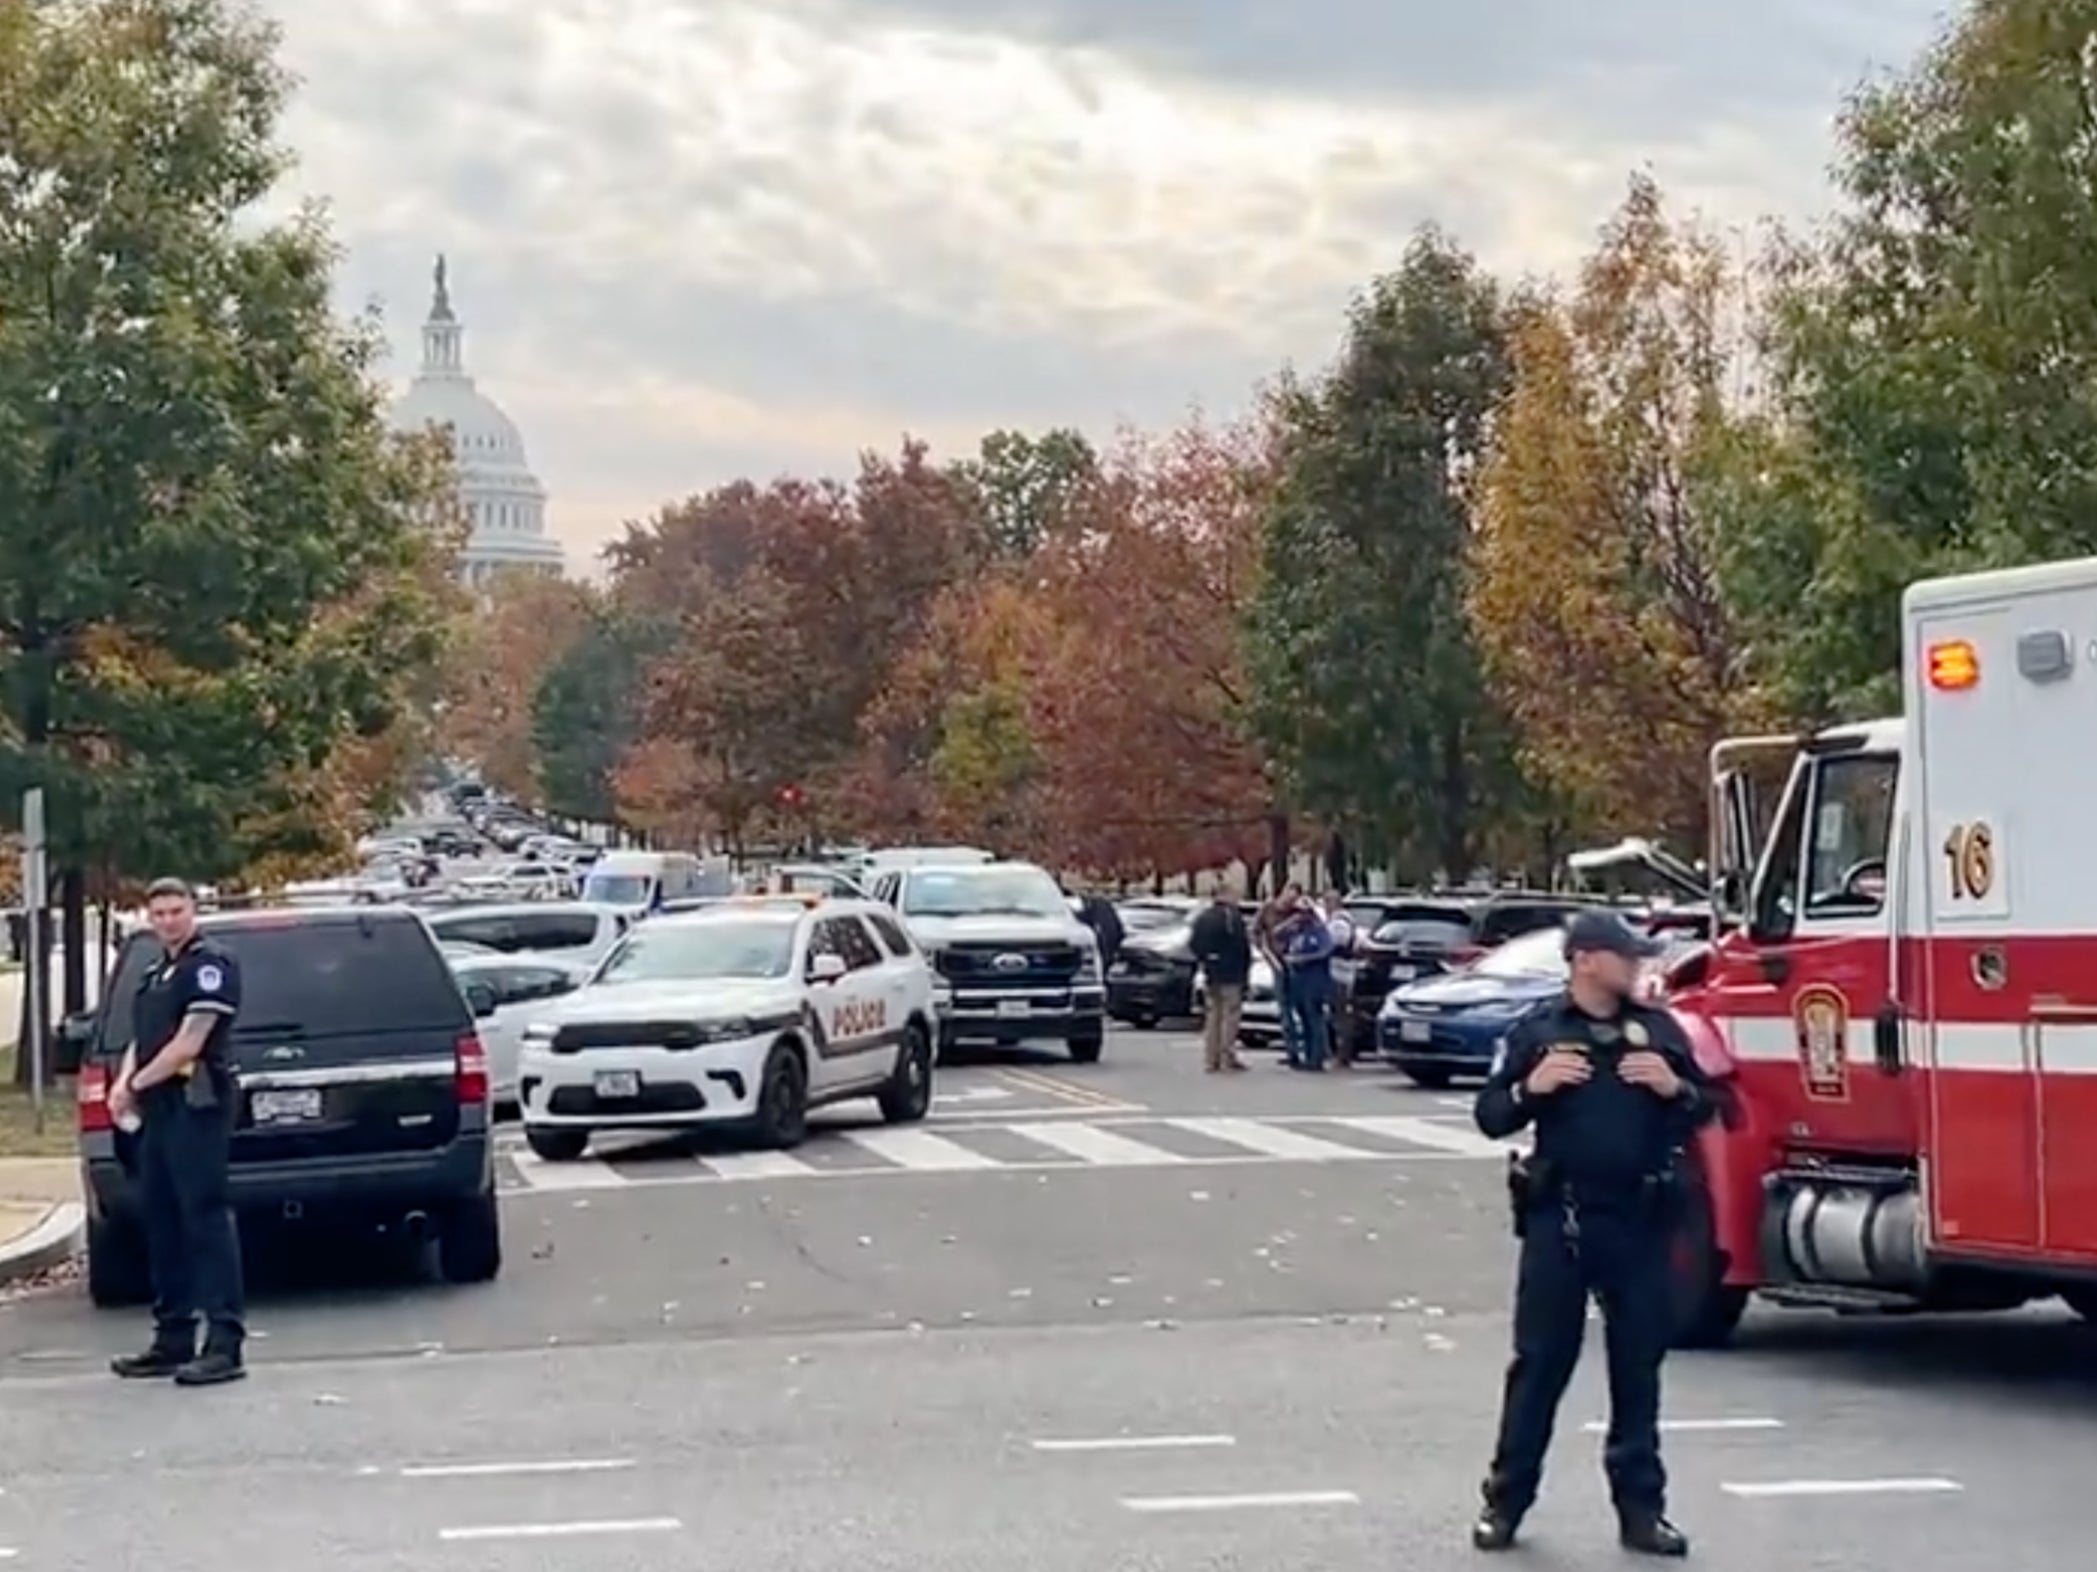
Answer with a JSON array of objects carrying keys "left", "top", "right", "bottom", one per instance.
[
  {"left": 1470, "top": 910, "right": 1714, "bottom": 1557},
  {"left": 106, "top": 878, "right": 247, "bottom": 1387}
]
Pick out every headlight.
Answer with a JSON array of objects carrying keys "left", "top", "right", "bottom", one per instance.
[
  {"left": 702, "top": 1018, "right": 754, "bottom": 1042},
  {"left": 1077, "top": 947, "right": 1101, "bottom": 982}
]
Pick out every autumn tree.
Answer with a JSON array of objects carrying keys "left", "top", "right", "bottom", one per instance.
[
  {"left": 436, "top": 572, "right": 595, "bottom": 799},
  {"left": 948, "top": 428, "right": 1100, "bottom": 559},
  {"left": 1245, "top": 230, "right": 1522, "bottom": 881},
  {"left": 0, "top": 0, "right": 461, "bottom": 1031},
  {"left": 1469, "top": 177, "right": 1763, "bottom": 847},
  {"left": 1031, "top": 423, "right": 1272, "bottom": 875}
]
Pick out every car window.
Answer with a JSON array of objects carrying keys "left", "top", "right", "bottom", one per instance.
[
  {"left": 1476, "top": 904, "right": 1579, "bottom": 944},
  {"left": 429, "top": 914, "right": 515, "bottom": 951},
  {"left": 594, "top": 918, "right": 796, "bottom": 982},
  {"left": 1472, "top": 928, "right": 1569, "bottom": 978},
  {"left": 900, "top": 866, "right": 1066, "bottom": 918},
  {"left": 1805, "top": 754, "right": 1897, "bottom": 915},
  {"left": 499, "top": 911, "right": 603, "bottom": 951},
  {"left": 97, "top": 918, "right": 465, "bottom": 1054},
  {"left": 812, "top": 916, "right": 882, "bottom": 972},
  {"left": 1369, "top": 912, "right": 1472, "bottom": 948},
  {"left": 866, "top": 912, "right": 915, "bottom": 957}
]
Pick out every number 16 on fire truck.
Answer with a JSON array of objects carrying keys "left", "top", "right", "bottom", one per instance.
[{"left": 1659, "top": 553, "right": 2097, "bottom": 1347}]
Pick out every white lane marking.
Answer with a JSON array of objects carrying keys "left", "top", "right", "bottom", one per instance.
[
  {"left": 1166, "top": 1116, "right": 1379, "bottom": 1163},
  {"left": 509, "top": 1149, "right": 629, "bottom": 1188},
  {"left": 1122, "top": 1490, "right": 1359, "bottom": 1513},
  {"left": 1721, "top": 1478, "right": 1962, "bottom": 1498},
  {"left": 1032, "top": 1434, "right": 1234, "bottom": 1452},
  {"left": 934, "top": 1087, "right": 1014, "bottom": 1104},
  {"left": 400, "top": 1458, "right": 634, "bottom": 1478},
  {"left": 1019, "top": 1123, "right": 1190, "bottom": 1166},
  {"left": 1586, "top": 1418, "right": 1784, "bottom": 1434},
  {"left": 696, "top": 1150, "right": 819, "bottom": 1179},
  {"left": 1436, "top": 1096, "right": 1469, "bottom": 1109},
  {"left": 844, "top": 1128, "right": 1000, "bottom": 1169},
  {"left": 1328, "top": 1114, "right": 1507, "bottom": 1158},
  {"left": 438, "top": 1517, "right": 682, "bottom": 1541}
]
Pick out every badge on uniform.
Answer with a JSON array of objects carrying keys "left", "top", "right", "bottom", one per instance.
[
  {"left": 1625, "top": 1020, "right": 1648, "bottom": 1048},
  {"left": 197, "top": 964, "right": 223, "bottom": 992}
]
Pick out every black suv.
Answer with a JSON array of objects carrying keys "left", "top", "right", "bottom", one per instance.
[
  {"left": 74, "top": 906, "right": 503, "bottom": 1307},
  {"left": 1345, "top": 892, "right": 1598, "bottom": 1041}
]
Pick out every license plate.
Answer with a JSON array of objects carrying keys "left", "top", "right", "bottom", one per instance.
[
  {"left": 1400, "top": 1019, "right": 1432, "bottom": 1043},
  {"left": 593, "top": 1070, "right": 640, "bottom": 1098},
  {"left": 1387, "top": 965, "right": 1415, "bottom": 981},
  {"left": 996, "top": 999, "right": 1031, "bottom": 1018},
  {"left": 252, "top": 1088, "right": 322, "bottom": 1124}
]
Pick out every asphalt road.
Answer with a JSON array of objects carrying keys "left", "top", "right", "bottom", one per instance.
[{"left": 2, "top": 1027, "right": 2095, "bottom": 1569}]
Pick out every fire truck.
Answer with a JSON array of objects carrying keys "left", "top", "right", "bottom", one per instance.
[{"left": 1661, "top": 554, "right": 2097, "bottom": 1346}]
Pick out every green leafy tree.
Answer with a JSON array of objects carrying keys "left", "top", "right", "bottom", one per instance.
[
  {"left": 950, "top": 427, "right": 1099, "bottom": 559},
  {"left": 0, "top": 0, "right": 457, "bottom": 1032},
  {"left": 1245, "top": 230, "right": 1524, "bottom": 880},
  {"left": 532, "top": 607, "right": 666, "bottom": 825},
  {"left": 1716, "top": 0, "right": 2097, "bottom": 717}
]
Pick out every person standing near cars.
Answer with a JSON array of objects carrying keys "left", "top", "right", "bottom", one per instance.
[
  {"left": 1319, "top": 891, "right": 1358, "bottom": 1066},
  {"left": 1254, "top": 883, "right": 1305, "bottom": 1063},
  {"left": 1277, "top": 896, "right": 1336, "bottom": 1071},
  {"left": 1187, "top": 884, "right": 1251, "bottom": 1073},
  {"left": 106, "top": 878, "right": 247, "bottom": 1387},
  {"left": 1468, "top": 910, "right": 1714, "bottom": 1557}
]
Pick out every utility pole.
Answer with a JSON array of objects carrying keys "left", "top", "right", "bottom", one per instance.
[{"left": 20, "top": 788, "right": 48, "bottom": 1132}]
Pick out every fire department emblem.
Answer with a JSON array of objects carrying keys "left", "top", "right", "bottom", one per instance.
[{"left": 1793, "top": 985, "right": 1850, "bottom": 1101}]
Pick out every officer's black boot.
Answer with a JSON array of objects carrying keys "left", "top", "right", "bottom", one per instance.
[
  {"left": 111, "top": 1340, "right": 193, "bottom": 1380},
  {"left": 172, "top": 1345, "right": 245, "bottom": 1387},
  {"left": 1618, "top": 1513, "right": 1689, "bottom": 1557},
  {"left": 1470, "top": 1506, "right": 1521, "bottom": 1552}
]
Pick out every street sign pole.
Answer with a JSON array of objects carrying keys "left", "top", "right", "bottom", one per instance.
[{"left": 21, "top": 788, "right": 47, "bottom": 1132}]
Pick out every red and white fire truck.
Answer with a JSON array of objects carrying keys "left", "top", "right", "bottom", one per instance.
[{"left": 1662, "top": 554, "right": 2097, "bottom": 1345}]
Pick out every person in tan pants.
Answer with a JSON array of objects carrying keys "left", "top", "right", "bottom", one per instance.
[{"left": 1187, "top": 884, "right": 1252, "bottom": 1073}]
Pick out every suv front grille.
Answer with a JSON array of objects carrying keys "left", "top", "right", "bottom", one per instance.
[
  {"left": 937, "top": 943, "right": 1081, "bottom": 988},
  {"left": 551, "top": 1020, "right": 703, "bottom": 1053}
]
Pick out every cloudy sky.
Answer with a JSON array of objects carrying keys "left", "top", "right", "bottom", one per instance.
[{"left": 264, "top": 0, "right": 1951, "bottom": 568}]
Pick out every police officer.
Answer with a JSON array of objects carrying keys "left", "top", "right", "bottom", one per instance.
[
  {"left": 1470, "top": 910, "right": 1714, "bottom": 1556},
  {"left": 106, "top": 878, "right": 247, "bottom": 1387}
]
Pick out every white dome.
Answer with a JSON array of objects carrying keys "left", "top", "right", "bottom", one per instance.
[{"left": 389, "top": 256, "right": 565, "bottom": 584}]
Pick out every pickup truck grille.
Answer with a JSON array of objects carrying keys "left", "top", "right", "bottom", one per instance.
[{"left": 937, "top": 943, "right": 1082, "bottom": 988}]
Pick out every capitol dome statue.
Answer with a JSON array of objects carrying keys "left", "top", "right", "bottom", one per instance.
[{"left": 389, "top": 256, "right": 566, "bottom": 586}]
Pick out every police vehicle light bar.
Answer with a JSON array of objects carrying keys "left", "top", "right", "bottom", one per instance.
[{"left": 1926, "top": 639, "right": 1979, "bottom": 690}]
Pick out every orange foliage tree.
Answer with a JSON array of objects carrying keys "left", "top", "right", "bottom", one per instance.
[{"left": 437, "top": 572, "right": 597, "bottom": 800}]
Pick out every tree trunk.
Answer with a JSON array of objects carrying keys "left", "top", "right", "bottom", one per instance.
[
  {"left": 1436, "top": 721, "right": 1473, "bottom": 883},
  {"left": 1265, "top": 811, "right": 1290, "bottom": 898}
]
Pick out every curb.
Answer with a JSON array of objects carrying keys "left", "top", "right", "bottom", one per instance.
[{"left": 0, "top": 1202, "right": 84, "bottom": 1287}]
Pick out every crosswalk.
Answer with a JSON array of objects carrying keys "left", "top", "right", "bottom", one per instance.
[{"left": 493, "top": 1113, "right": 1517, "bottom": 1193}]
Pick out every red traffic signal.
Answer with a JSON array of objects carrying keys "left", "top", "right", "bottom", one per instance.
[{"left": 778, "top": 784, "right": 803, "bottom": 809}]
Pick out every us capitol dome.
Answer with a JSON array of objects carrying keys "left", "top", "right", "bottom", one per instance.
[{"left": 388, "top": 256, "right": 566, "bottom": 585}]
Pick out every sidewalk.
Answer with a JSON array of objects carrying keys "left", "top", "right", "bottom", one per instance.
[{"left": 0, "top": 1156, "right": 82, "bottom": 1288}]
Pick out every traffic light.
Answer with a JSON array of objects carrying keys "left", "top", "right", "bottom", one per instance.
[{"left": 778, "top": 783, "right": 803, "bottom": 810}]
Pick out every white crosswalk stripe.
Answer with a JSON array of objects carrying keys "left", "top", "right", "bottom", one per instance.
[{"left": 496, "top": 1114, "right": 1519, "bottom": 1193}]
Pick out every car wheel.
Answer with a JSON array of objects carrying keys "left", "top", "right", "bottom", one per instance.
[
  {"left": 1670, "top": 1162, "right": 1747, "bottom": 1349},
  {"left": 436, "top": 1190, "right": 503, "bottom": 1284},
  {"left": 1402, "top": 1066, "right": 1454, "bottom": 1089},
  {"left": 1067, "top": 1023, "right": 1105, "bottom": 1064},
  {"left": 752, "top": 1043, "right": 809, "bottom": 1149},
  {"left": 86, "top": 1214, "right": 151, "bottom": 1309},
  {"left": 877, "top": 1022, "right": 935, "bottom": 1124},
  {"left": 525, "top": 1126, "right": 590, "bottom": 1162}
]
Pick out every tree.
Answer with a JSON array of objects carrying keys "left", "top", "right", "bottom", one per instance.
[
  {"left": 436, "top": 572, "right": 594, "bottom": 799},
  {"left": 1244, "top": 230, "right": 1522, "bottom": 881},
  {"left": 1469, "top": 177, "right": 1763, "bottom": 845},
  {"left": 1030, "top": 422, "right": 1272, "bottom": 875},
  {"left": 949, "top": 428, "right": 1100, "bottom": 559},
  {"left": 532, "top": 606, "right": 663, "bottom": 826},
  {"left": 0, "top": 0, "right": 459, "bottom": 1036},
  {"left": 1716, "top": 0, "right": 2097, "bottom": 717}
]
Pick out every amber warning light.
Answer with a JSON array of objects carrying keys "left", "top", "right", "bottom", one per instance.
[{"left": 1927, "top": 639, "right": 1980, "bottom": 690}]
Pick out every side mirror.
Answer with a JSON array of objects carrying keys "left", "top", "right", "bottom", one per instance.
[
  {"left": 464, "top": 982, "right": 498, "bottom": 1019},
  {"left": 809, "top": 953, "right": 847, "bottom": 984}
]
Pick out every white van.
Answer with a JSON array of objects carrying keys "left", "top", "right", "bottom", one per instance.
[{"left": 579, "top": 851, "right": 732, "bottom": 915}]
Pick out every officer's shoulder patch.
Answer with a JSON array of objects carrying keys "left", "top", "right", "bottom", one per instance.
[
  {"left": 196, "top": 963, "right": 224, "bottom": 993},
  {"left": 1624, "top": 1018, "right": 1649, "bottom": 1047}
]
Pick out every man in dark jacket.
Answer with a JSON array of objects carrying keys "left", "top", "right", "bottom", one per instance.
[
  {"left": 1187, "top": 885, "right": 1252, "bottom": 1073},
  {"left": 1076, "top": 892, "right": 1125, "bottom": 971}
]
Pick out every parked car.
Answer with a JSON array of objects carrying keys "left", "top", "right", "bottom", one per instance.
[
  {"left": 1346, "top": 892, "right": 1598, "bottom": 1045},
  {"left": 446, "top": 951, "right": 593, "bottom": 1107},
  {"left": 1107, "top": 916, "right": 1199, "bottom": 1027},
  {"left": 73, "top": 906, "right": 503, "bottom": 1306}
]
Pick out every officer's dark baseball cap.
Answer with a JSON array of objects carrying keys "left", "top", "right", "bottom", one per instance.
[{"left": 1563, "top": 909, "right": 1663, "bottom": 960}]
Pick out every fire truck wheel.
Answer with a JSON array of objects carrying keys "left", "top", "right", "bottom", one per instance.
[
  {"left": 2063, "top": 1285, "right": 2097, "bottom": 1324},
  {"left": 1668, "top": 1172, "right": 1748, "bottom": 1349}
]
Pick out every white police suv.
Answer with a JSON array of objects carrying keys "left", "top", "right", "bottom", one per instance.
[{"left": 516, "top": 896, "right": 937, "bottom": 1159}]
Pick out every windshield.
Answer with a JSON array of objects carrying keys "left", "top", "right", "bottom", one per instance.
[
  {"left": 592, "top": 919, "right": 794, "bottom": 983},
  {"left": 1474, "top": 928, "right": 1570, "bottom": 979},
  {"left": 581, "top": 872, "right": 654, "bottom": 906},
  {"left": 902, "top": 867, "right": 1068, "bottom": 918}
]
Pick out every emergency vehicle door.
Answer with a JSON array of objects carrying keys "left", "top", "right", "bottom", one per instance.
[
  {"left": 1913, "top": 606, "right": 2040, "bottom": 1253},
  {"left": 810, "top": 915, "right": 891, "bottom": 1091},
  {"left": 1705, "top": 744, "right": 1917, "bottom": 1156}
]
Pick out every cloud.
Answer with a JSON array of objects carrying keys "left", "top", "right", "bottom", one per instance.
[{"left": 260, "top": 0, "right": 1948, "bottom": 561}]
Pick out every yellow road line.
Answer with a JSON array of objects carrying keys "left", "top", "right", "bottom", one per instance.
[{"left": 993, "top": 1066, "right": 1129, "bottom": 1109}]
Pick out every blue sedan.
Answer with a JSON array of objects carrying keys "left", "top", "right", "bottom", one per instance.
[{"left": 1377, "top": 928, "right": 1569, "bottom": 1088}]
